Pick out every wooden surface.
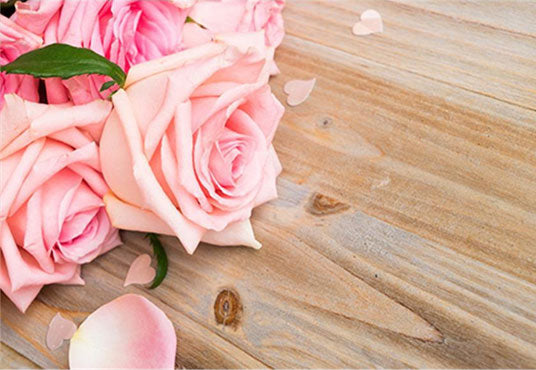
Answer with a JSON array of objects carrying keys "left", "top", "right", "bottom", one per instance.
[{"left": 2, "top": 0, "right": 536, "bottom": 368}]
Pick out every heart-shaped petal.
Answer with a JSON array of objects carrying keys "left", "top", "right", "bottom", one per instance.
[
  {"left": 46, "top": 313, "right": 77, "bottom": 351},
  {"left": 352, "top": 9, "right": 383, "bottom": 36},
  {"left": 69, "top": 294, "right": 176, "bottom": 369},
  {"left": 124, "top": 254, "right": 156, "bottom": 287},
  {"left": 284, "top": 78, "right": 316, "bottom": 107}
]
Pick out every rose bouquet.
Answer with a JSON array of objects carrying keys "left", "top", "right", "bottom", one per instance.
[{"left": 1, "top": 0, "right": 285, "bottom": 324}]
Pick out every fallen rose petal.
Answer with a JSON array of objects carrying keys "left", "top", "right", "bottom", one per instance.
[
  {"left": 284, "top": 78, "right": 316, "bottom": 107},
  {"left": 46, "top": 313, "right": 77, "bottom": 351},
  {"left": 124, "top": 254, "right": 156, "bottom": 287},
  {"left": 69, "top": 294, "right": 176, "bottom": 369},
  {"left": 352, "top": 9, "right": 383, "bottom": 36}
]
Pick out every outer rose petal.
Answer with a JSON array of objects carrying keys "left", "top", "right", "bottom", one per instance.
[
  {"left": 0, "top": 252, "right": 41, "bottom": 313},
  {"left": 13, "top": 0, "right": 63, "bottom": 35},
  {"left": 104, "top": 192, "right": 262, "bottom": 249},
  {"left": 168, "top": 0, "right": 198, "bottom": 7},
  {"left": 69, "top": 294, "right": 176, "bottom": 369},
  {"left": 111, "top": 90, "right": 204, "bottom": 254},
  {"left": 182, "top": 22, "right": 213, "bottom": 49}
]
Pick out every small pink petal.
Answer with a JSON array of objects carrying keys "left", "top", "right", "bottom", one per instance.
[
  {"left": 124, "top": 254, "right": 156, "bottom": 287},
  {"left": 284, "top": 78, "right": 316, "bottom": 107},
  {"left": 352, "top": 9, "right": 383, "bottom": 36},
  {"left": 46, "top": 313, "right": 77, "bottom": 351},
  {"left": 69, "top": 294, "right": 177, "bottom": 369}
]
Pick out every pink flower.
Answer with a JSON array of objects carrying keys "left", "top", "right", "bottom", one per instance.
[
  {"left": 11, "top": 0, "right": 63, "bottom": 35},
  {"left": 189, "top": 0, "right": 285, "bottom": 47},
  {"left": 0, "top": 95, "right": 121, "bottom": 313},
  {"left": 69, "top": 294, "right": 176, "bottom": 369},
  {"left": 100, "top": 32, "right": 284, "bottom": 254},
  {"left": 0, "top": 15, "right": 42, "bottom": 110},
  {"left": 14, "top": 0, "right": 192, "bottom": 104}
]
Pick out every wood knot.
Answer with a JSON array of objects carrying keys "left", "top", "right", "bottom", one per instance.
[
  {"left": 317, "top": 116, "right": 333, "bottom": 128},
  {"left": 214, "top": 289, "right": 241, "bottom": 328},
  {"left": 307, "top": 193, "right": 350, "bottom": 216}
]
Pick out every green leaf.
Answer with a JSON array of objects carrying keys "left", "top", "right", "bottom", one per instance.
[
  {"left": 146, "top": 233, "right": 168, "bottom": 289},
  {"left": 0, "top": 43, "right": 126, "bottom": 88},
  {"left": 99, "top": 80, "right": 116, "bottom": 92}
]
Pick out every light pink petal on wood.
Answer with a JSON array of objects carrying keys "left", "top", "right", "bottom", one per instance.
[
  {"left": 124, "top": 254, "right": 155, "bottom": 287},
  {"left": 46, "top": 313, "right": 77, "bottom": 351},
  {"left": 352, "top": 9, "right": 383, "bottom": 36},
  {"left": 69, "top": 294, "right": 176, "bottom": 369},
  {"left": 284, "top": 78, "right": 316, "bottom": 107}
]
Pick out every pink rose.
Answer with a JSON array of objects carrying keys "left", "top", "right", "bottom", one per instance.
[
  {"left": 189, "top": 0, "right": 285, "bottom": 47},
  {"left": 15, "top": 0, "right": 193, "bottom": 105},
  {"left": 100, "top": 32, "right": 284, "bottom": 254},
  {"left": 0, "top": 95, "right": 121, "bottom": 313},
  {"left": 11, "top": 0, "right": 63, "bottom": 35},
  {"left": 0, "top": 15, "right": 42, "bottom": 110}
]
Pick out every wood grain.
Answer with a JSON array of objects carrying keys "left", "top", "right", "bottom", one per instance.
[
  {"left": 0, "top": 343, "right": 39, "bottom": 369},
  {"left": 2, "top": 0, "right": 536, "bottom": 368}
]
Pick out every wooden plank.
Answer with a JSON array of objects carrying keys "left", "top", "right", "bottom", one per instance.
[
  {"left": 285, "top": 0, "right": 536, "bottom": 110},
  {"left": 392, "top": 0, "right": 536, "bottom": 36},
  {"left": 268, "top": 30, "right": 536, "bottom": 284},
  {"left": 3, "top": 1, "right": 536, "bottom": 368},
  {"left": 0, "top": 342, "right": 39, "bottom": 369}
]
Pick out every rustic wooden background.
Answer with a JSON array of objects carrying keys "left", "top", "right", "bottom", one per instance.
[{"left": 2, "top": 0, "right": 536, "bottom": 368}]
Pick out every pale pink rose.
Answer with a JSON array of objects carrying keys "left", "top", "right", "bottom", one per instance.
[
  {"left": 189, "top": 0, "right": 285, "bottom": 47},
  {"left": 0, "top": 95, "right": 121, "bottom": 313},
  {"left": 100, "top": 32, "right": 284, "bottom": 254},
  {"left": 15, "top": 0, "right": 193, "bottom": 105},
  {"left": 0, "top": 15, "right": 42, "bottom": 110}
]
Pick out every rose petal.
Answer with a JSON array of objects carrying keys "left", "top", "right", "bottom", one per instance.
[
  {"left": 46, "top": 313, "right": 78, "bottom": 351},
  {"left": 0, "top": 99, "right": 111, "bottom": 159},
  {"left": 104, "top": 192, "right": 261, "bottom": 249},
  {"left": 125, "top": 43, "right": 227, "bottom": 87},
  {"left": 352, "top": 9, "right": 383, "bottom": 36},
  {"left": 284, "top": 78, "right": 316, "bottom": 107},
  {"left": 182, "top": 22, "right": 212, "bottom": 49},
  {"left": 13, "top": 0, "right": 63, "bottom": 35},
  {"left": 1, "top": 222, "right": 80, "bottom": 294},
  {"left": 0, "top": 251, "right": 41, "bottom": 313},
  {"left": 69, "top": 294, "right": 176, "bottom": 369},
  {"left": 124, "top": 254, "right": 155, "bottom": 287},
  {"left": 111, "top": 90, "right": 205, "bottom": 254},
  {"left": 0, "top": 138, "right": 45, "bottom": 220}
]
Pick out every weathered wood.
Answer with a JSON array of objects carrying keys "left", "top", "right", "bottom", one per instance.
[
  {"left": 2, "top": 0, "right": 536, "bottom": 368},
  {"left": 0, "top": 342, "right": 39, "bottom": 369}
]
